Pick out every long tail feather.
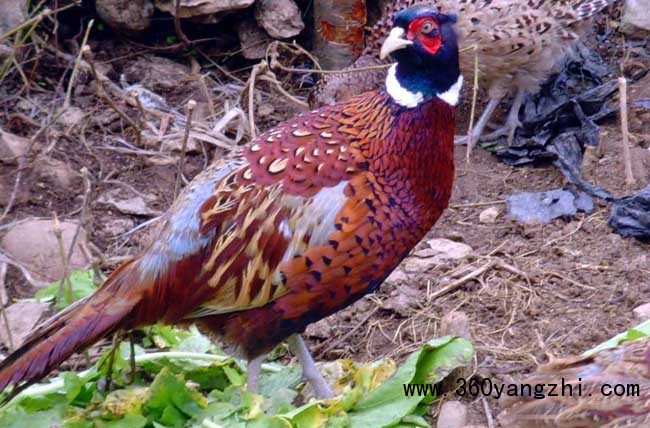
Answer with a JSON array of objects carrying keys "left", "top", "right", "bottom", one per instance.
[{"left": 0, "top": 260, "right": 142, "bottom": 393}]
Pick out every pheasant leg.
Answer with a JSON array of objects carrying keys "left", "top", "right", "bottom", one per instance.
[
  {"left": 455, "top": 97, "right": 502, "bottom": 150},
  {"left": 246, "top": 354, "right": 264, "bottom": 394},
  {"left": 287, "top": 334, "right": 335, "bottom": 399},
  {"left": 481, "top": 89, "right": 525, "bottom": 146}
]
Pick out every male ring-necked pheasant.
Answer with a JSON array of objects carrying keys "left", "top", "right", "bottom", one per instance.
[
  {"left": 312, "top": 0, "right": 615, "bottom": 147},
  {"left": 0, "top": 5, "right": 462, "bottom": 398}
]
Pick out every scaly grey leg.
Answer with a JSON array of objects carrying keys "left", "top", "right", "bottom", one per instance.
[{"left": 287, "top": 335, "right": 334, "bottom": 399}]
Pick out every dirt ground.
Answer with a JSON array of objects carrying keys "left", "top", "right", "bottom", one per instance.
[{"left": 0, "top": 3, "right": 649, "bottom": 426}]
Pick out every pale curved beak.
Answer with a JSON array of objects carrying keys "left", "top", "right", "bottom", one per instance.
[{"left": 380, "top": 28, "right": 413, "bottom": 60}]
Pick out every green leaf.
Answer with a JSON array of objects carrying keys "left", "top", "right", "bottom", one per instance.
[
  {"left": 63, "top": 372, "right": 85, "bottom": 402},
  {"left": 14, "top": 394, "right": 67, "bottom": 412},
  {"left": 177, "top": 326, "right": 213, "bottom": 353},
  {"left": 276, "top": 402, "right": 333, "bottom": 428},
  {"left": 148, "top": 325, "right": 188, "bottom": 349},
  {"left": 0, "top": 407, "right": 65, "bottom": 428},
  {"left": 35, "top": 269, "right": 97, "bottom": 310},
  {"left": 259, "top": 365, "right": 302, "bottom": 398},
  {"left": 101, "top": 414, "right": 148, "bottom": 428},
  {"left": 100, "top": 387, "right": 147, "bottom": 418},
  {"left": 586, "top": 320, "right": 650, "bottom": 355},
  {"left": 144, "top": 367, "right": 206, "bottom": 426},
  {"left": 348, "top": 336, "right": 474, "bottom": 428}
]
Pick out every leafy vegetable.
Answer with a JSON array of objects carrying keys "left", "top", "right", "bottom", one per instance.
[
  {"left": 0, "top": 326, "right": 474, "bottom": 428},
  {"left": 35, "top": 269, "right": 97, "bottom": 309},
  {"left": 585, "top": 319, "right": 650, "bottom": 355}
]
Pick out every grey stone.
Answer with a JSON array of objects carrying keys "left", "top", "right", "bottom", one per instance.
[
  {"left": 255, "top": 0, "right": 305, "bottom": 39},
  {"left": 96, "top": 0, "right": 155, "bottom": 34},
  {"left": 0, "top": 220, "right": 89, "bottom": 283}
]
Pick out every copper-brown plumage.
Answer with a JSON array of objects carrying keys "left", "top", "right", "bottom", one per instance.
[
  {"left": 0, "top": 6, "right": 460, "bottom": 396},
  {"left": 312, "top": 0, "right": 615, "bottom": 145},
  {"left": 499, "top": 337, "right": 650, "bottom": 427}
]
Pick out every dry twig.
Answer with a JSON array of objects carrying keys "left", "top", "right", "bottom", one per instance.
[
  {"left": 617, "top": 77, "right": 636, "bottom": 188},
  {"left": 53, "top": 214, "right": 73, "bottom": 304},
  {"left": 428, "top": 260, "right": 497, "bottom": 301},
  {"left": 175, "top": 100, "right": 196, "bottom": 197},
  {"left": 0, "top": 262, "right": 14, "bottom": 351},
  {"left": 466, "top": 44, "right": 480, "bottom": 162},
  {"left": 64, "top": 19, "right": 94, "bottom": 109},
  {"left": 83, "top": 46, "right": 143, "bottom": 145},
  {"left": 174, "top": 0, "right": 191, "bottom": 48}
]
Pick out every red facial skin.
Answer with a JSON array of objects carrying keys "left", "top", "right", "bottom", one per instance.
[{"left": 407, "top": 17, "right": 442, "bottom": 55}]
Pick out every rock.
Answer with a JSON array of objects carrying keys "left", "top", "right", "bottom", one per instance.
[
  {"left": 124, "top": 56, "right": 191, "bottom": 92},
  {"left": 0, "top": 129, "right": 29, "bottom": 163},
  {"left": 633, "top": 303, "right": 650, "bottom": 323},
  {"left": 257, "top": 103, "right": 275, "bottom": 117},
  {"left": 238, "top": 19, "right": 272, "bottom": 60},
  {"left": 479, "top": 206, "right": 501, "bottom": 224},
  {"left": 426, "top": 238, "right": 473, "bottom": 260},
  {"left": 97, "top": 188, "right": 162, "bottom": 217},
  {"left": 384, "top": 284, "right": 420, "bottom": 316},
  {"left": 621, "top": 0, "right": 650, "bottom": 37},
  {"left": 0, "top": 301, "right": 49, "bottom": 348},
  {"left": 0, "top": 180, "right": 29, "bottom": 209},
  {"left": 0, "top": 0, "right": 27, "bottom": 34},
  {"left": 0, "top": 220, "right": 89, "bottom": 283},
  {"left": 101, "top": 217, "right": 136, "bottom": 236},
  {"left": 402, "top": 257, "right": 434, "bottom": 273},
  {"left": 155, "top": 0, "right": 254, "bottom": 18},
  {"left": 404, "top": 239, "right": 473, "bottom": 273},
  {"left": 439, "top": 311, "right": 472, "bottom": 392},
  {"left": 436, "top": 401, "right": 468, "bottom": 428},
  {"left": 305, "top": 318, "right": 334, "bottom": 339},
  {"left": 96, "top": 0, "right": 155, "bottom": 34},
  {"left": 440, "top": 311, "right": 471, "bottom": 341},
  {"left": 255, "top": 0, "right": 305, "bottom": 39},
  {"left": 57, "top": 107, "right": 86, "bottom": 128},
  {"left": 386, "top": 268, "right": 408, "bottom": 284},
  {"left": 0, "top": 43, "right": 12, "bottom": 60},
  {"left": 34, "top": 156, "right": 81, "bottom": 190}
]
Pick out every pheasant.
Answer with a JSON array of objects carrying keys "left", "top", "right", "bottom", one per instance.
[
  {"left": 499, "top": 336, "right": 650, "bottom": 427},
  {"left": 0, "top": 6, "right": 462, "bottom": 399},
  {"left": 312, "top": 0, "right": 615, "bottom": 148}
]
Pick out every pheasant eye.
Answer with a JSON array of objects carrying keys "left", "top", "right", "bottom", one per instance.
[{"left": 420, "top": 21, "right": 436, "bottom": 34}]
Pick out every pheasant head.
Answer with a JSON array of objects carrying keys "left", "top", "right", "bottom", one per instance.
[{"left": 380, "top": 6, "right": 462, "bottom": 108}]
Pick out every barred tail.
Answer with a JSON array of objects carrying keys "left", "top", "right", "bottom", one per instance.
[{"left": 0, "top": 260, "right": 142, "bottom": 393}]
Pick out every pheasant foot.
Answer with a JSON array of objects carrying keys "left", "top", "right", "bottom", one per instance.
[
  {"left": 481, "top": 89, "right": 525, "bottom": 146},
  {"left": 288, "top": 334, "right": 335, "bottom": 399},
  {"left": 458, "top": 96, "right": 502, "bottom": 150}
]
